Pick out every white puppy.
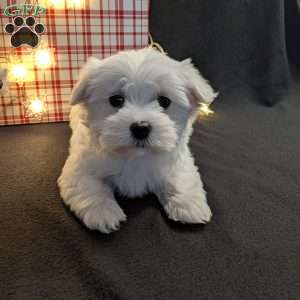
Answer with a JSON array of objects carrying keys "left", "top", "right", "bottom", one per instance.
[{"left": 58, "top": 48, "right": 217, "bottom": 233}]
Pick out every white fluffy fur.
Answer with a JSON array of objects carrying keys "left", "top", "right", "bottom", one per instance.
[
  {"left": 0, "top": 68, "right": 7, "bottom": 95},
  {"left": 58, "top": 48, "right": 217, "bottom": 233}
]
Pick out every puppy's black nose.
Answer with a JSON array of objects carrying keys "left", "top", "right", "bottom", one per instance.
[{"left": 130, "top": 121, "right": 152, "bottom": 140}]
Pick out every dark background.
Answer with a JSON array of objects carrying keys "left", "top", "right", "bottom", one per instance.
[
  {"left": 1, "top": 1, "right": 300, "bottom": 299},
  {"left": 151, "top": 0, "right": 300, "bottom": 106}
]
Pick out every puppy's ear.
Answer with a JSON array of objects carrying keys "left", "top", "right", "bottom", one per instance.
[
  {"left": 70, "top": 57, "right": 102, "bottom": 105},
  {"left": 179, "top": 58, "right": 218, "bottom": 106}
]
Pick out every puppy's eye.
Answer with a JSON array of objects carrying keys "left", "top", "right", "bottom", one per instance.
[
  {"left": 158, "top": 96, "right": 171, "bottom": 109},
  {"left": 109, "top": 95, "right": 125, "bottom": 108}
]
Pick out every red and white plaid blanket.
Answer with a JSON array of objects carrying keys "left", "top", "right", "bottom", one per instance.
[{"left": 0, "top": 0, "right": 149, "bottom": 125}]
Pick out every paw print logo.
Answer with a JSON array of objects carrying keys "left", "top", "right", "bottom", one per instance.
[{"left": 4, "top": 16, "right": 45, "bottom": 48}]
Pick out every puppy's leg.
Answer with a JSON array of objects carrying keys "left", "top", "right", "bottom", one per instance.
[
  {"left": 160, "top": 164, "right": 212, "bottom": 224},
  {"left": 58, "top": 172, "right": 126, "bottom": 233}
]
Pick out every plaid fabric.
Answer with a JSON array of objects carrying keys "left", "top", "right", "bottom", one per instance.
[{"left": 0, "top": 0, "right": 149, "bottom": 125}]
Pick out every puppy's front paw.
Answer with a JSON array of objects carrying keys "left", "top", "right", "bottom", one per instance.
[
  {"left": 81, "top": 201, "right": 127, "bottom": 234},
  {"left": 164, "top": 196, "right": 212, "bottom": 224}
]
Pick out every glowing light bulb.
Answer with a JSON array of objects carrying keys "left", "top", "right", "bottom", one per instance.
[
  {"left": 28, "top": 98, "right": 45, "bottom": 115},
  {"left": 11, "top": 64, "right": 28, "bottom": 82},
  {"left": 35, "top": 48, "right": 54, "bottom": 69},
  {"left": 49, "top": 0, "right": 65, "bottom": 8},
  {"left": 199, "top": 103, "right": 214, "bottom": 116}
]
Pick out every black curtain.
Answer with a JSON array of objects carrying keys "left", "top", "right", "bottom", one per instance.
[{"left": 150, "top": 0, "right": 300, "bottom": 106}]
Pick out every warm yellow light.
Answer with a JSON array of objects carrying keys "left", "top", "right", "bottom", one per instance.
[
  {"left": 35, "top": 48, "right": 54, "bottom": 69},
  {"left": 68, "top": 0, "right": 84, "bottom": 8},
  {"left": 48, "top": 0, "right": 65, "bottom": 8},
  {"left": 28, "top": 98, "right": 45, "bottom": 115},
  {"left": 199, "top": 103, "right": 214, "bottom": 116},
  {"left": 25, "top": 97, "right": 47, "bottom": 119},
  {"left": 11, "top": 64, "right": 28, "bottom": 82}
]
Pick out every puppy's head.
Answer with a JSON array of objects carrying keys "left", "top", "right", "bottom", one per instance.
[{"left": 71, "top": 48, "right": 217, "bottom": 154}]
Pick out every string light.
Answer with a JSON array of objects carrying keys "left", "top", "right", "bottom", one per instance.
[
  {"left": 4, "top": 3, "right": 58, "bottom": 121},
  {"left": 34, "top": 47, "right": 55, "bottom": 69},
  {"left": 46, "top": 0, "right": 83, "bottom": 8},
  {"left": 27, "top": 97, "right": 46, "bottom": 118},
  {"left": 198, "top": 103, "right": 214, "bottom": 116},
  {"left": 48, "top": 0, "right": 65, "bottom": 9},
  {"left": 9, "top": 63, "right": 30, "bottom": 83},
  {"left": 148, "top": 33, "right": 166, "bottom": 54}
]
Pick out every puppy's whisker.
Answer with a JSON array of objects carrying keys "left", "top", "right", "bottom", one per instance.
[{"left": 144, "top": 138, "right": 151, "bottom": 147}]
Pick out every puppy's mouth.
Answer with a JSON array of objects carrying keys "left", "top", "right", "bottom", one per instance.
[
  {"left": 134, "top": 140, "right": 147, "bottom": 148},
  {"left": 100, "top": 127, "right": 177, "bottom": 154},
  {"left": 102, "top": 141, "right": 174, "bottom": 156},
  {"left": 133, "top": 139, "right": 173, "bottom": 155},
  {"left": 133, "top": 138, "right": 161, "bottom": 151}
]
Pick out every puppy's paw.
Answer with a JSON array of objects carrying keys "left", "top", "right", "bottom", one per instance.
[
  {"left": 164, "top": 196, "right": 212, "bottom": 224},
  {"left": 81, "top": 201, "right": 127, "bottom": 234}
]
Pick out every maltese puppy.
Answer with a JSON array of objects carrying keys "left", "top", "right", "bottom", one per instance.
[{"left": 58, "top": 48, "right": 217, "bottom": 233}]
